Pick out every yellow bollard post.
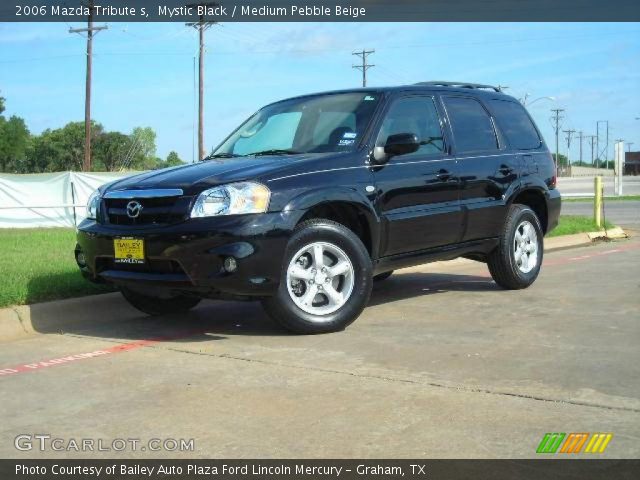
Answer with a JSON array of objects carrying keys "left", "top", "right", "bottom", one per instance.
[{"left": 594, "top": 176, "right": 602, "bottom": 228}]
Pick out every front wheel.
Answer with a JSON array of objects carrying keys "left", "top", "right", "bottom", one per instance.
[
  {"left": 120, "top": 287, "right": 201, "bottom": 316},
  {"left": 487, "top": 204, "right": 544, "bottom": 290},
  {"left": 262, "top": 219, "right": 373, "bottom": 334}
]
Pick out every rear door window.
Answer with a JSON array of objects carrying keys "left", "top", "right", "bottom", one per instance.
[
  {"left": 489, "top": 100, "right": 541, "bottom": 150},
  {"left": 443, "top": 97, "right": 498, "bottom": 153}
]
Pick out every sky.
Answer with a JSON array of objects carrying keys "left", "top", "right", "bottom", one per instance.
[{"left": 1, "top": 22, "right": 639, "bottom": 164}]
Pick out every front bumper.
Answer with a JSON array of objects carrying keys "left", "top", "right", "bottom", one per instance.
[{"left": 76, "top": 211, "right": 298, "bottom": 299}]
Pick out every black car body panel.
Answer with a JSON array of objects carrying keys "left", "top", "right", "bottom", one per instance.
[{"left": 77, "top": 84, "right": 561, "bottom": 300}]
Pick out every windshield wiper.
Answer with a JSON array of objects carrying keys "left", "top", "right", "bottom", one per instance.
[
  {"left": 248, "top": 149, "right": 301, "bottom": 157},
  {"left": 203, "top": 152, "right": 242, "bottom": 160}
]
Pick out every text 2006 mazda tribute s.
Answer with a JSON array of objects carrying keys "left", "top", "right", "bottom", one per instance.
[{"left": 76, "top": 82, "right": 561, "bottom": 334}]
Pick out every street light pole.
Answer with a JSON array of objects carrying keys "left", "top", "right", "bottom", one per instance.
[{"left": 525, "top": 96, "right": 555, "bottom": 106}]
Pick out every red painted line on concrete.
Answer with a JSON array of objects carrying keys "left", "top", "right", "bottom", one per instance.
[{"left": 0, "top": 330, "right": 204, "bottom": 378}]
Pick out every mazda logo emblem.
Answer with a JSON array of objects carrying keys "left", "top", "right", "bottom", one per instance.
[{"left": 126, "top": 200, "right": 143, "bottom": 219}]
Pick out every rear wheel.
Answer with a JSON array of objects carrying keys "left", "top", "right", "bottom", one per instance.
[
  {"left": 262, "top": 219, "right": 373, "bottom": 334},
  {"left": 487, "top": 204, "right": 543, "bottom": 290},
  {"left": 120, "top": 287, "right": 201, "bottom": 316}
]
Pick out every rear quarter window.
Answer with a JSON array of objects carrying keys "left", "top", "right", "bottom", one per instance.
[
  {"left": 489, "top": 100, "right": 541, "bottom": 150},
  {"left": 443, "top": 96, "right": 498, "bottom": 153}
]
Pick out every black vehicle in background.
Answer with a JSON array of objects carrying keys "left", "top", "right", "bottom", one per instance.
[{"left": 76, "top": 81, "right": 561, "bottom": 334}]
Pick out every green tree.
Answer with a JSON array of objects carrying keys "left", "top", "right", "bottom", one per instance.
[
  {"left": 23, "top": 121, "right": 103, "bottom": 172},
  {"left": 93, "top": 131, "right": 131, "bottom": 171},
  {"left": 552, "top": 153, "right": 568, "bottom": 167},
  {"left": 127, "top": 126, "right": 157, "bottom": 170},
  {"left": 0, "top": 93, "right": 5, "bottom": 115},
  {"left": 165, "top": 151, "right": 184, "bottom": 167},
  {"left": 0, "top": 115, "right": 31, "bottom": 172}
]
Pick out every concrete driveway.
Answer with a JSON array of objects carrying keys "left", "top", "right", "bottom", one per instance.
[{"left": 1, "top": 237, "right": 639, "bottom": 459}]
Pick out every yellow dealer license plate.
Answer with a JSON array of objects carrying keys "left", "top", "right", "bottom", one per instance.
[{"left": 114, "top": 238, "right": 145, "bottom": 264}]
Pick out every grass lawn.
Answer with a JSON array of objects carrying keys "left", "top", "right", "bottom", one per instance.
[
  {"left": 547, "top": 215, "right": 614, "bottom": 238},
  {"left": 563, "top": 195, "right": 640, "bottom": 202},
  {"left": 0, "top": 228, "right": 114, "bottom": 308}
]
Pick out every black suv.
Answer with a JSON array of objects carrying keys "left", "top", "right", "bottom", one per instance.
[{"left": 76, "top": 82, "right": 561, "bottom": 333}]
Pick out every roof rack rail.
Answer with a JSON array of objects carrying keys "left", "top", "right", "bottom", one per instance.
[{"left": 414, "top": 81, "right": 503, "bottom": 92}]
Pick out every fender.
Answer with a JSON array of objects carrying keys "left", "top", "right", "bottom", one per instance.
[
  {"left": 283, "top": 186, "right": 382, "bottom": 259},
  {"left": 503, "top": 176, "right": 551, "bottom": 205}
]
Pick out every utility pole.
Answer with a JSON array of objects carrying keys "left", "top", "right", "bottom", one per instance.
[
  {"left": 563, "top": 128, "right": 576, "bottom": 174},
  {"left": 576, "top": 131, "right": 584, "bottom": 166},
  {"left": 352, "top": 49, "right": 375, "bottom": 87},
  {"left": 69, "top": 0, "right": 107, "bottom": 172},
  {"left": 626, "top": 142, "right": 634, "bottom": 153},
  {"left": 586, "top": 135, "right": 597, "bottom": 166},
  {"left": 550, "top": 109, "right": 564, "bottom": 170},
  {"left": 187, "top": 2, "right": 218, "bottom": 161}
]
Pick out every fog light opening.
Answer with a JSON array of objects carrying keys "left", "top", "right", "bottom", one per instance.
[
  {"left": 223, "top": 256, "right": 238, "bottom": 273},
  {"left": 76, "top": 251, "right": 87, "bottom": 268}
]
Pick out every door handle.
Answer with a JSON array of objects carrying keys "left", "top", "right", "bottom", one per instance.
[
  {"left": 436, "top": 169, "right": 451, "bottom": 181},
  {"left": 498, "top": 165, "right": 514, "bottom": 175}
]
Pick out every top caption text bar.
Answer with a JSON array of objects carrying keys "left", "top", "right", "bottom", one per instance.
[{"left": 3, "top": 0, "right": 640, "bottom": 22}]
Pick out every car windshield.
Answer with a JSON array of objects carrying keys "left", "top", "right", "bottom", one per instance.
[{"left": 211, "top": 92, "right": 381, "bottom": 157}]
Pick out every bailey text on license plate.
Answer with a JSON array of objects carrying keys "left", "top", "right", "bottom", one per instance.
[{"left": 114, "top": 238, "right": 145, "bottom": 264}]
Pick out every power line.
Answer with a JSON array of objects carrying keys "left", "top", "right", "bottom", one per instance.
[
  {"left": 352, "top": 49, "right": 375, "bottom": 88},
  {"left": 596, "top": 120, "right": 609, "bottom": 170},
  {"left": 68, "top": 0, "right": 108, "bottom": 172}
]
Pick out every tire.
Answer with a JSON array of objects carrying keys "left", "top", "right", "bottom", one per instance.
[
  {"left": 374, "top": 271, "right": 393, "bottom": 282},
  {"left": 120, "top": 287, "right": 201, "bottom": 316},
  {"left": 262, "top": 219, "right": 373, "bottom": 334},
  {"left": 487, "top": 204, "right": 544, "bottom": 290}
]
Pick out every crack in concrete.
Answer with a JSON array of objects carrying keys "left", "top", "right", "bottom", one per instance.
[
  {"left": 11, "top": 307, "right": 29, "bottom": 334},
  {"left": 63, "top": 333, "right": 640, "bottom": 414}
]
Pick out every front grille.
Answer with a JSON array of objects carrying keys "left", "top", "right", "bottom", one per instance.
[{"left": 104, "top": 196, "right": 190, "bottom": 226}]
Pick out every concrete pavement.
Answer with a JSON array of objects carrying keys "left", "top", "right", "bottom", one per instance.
[{"left": 1, "top": 238, "right": 639, "bottom": 459}]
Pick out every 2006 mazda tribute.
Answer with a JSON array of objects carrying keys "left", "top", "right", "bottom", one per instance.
[{"left": 76, "top": 82, "right": 561, "bottom": 333}]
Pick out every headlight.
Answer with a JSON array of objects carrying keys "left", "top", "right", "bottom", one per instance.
[
  {"left": 86, "top": 190, "right": 101, "bottom": 220},
  {"left": 190, "top": 182, "right": 270, "bottom": 218}
]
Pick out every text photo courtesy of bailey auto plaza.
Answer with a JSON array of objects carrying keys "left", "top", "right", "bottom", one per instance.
[{"left": 1, "top": 0, "right": 640, "bottom": 478}]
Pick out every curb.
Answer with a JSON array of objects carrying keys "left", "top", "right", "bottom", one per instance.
[
  {"left": 0, "top": 228, "right": 628, "bottom": 343},
  {"left": 544, "top": 227, "right": 628, "bottom": 253},
  {"left": 0, "top": 292, "right": 127, "bottom": 344},
  {"left": 544, "top": 233, "right": 592, "bottom": 253}
]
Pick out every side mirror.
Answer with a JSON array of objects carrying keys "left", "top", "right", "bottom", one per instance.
[{"left": 372, "top": 133, "right": 420, "bottom": 164}]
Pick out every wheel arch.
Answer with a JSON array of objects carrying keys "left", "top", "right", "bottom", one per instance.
[
  {"left": 507, "top": 186, "right": 549, "bottom": 234},
  {"left": 284, "top": 188, "right": 381, "bottom": 259}
]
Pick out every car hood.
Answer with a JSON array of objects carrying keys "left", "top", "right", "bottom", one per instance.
[{"left": 103, "top": 154, "right": 322, "bottom": 195}]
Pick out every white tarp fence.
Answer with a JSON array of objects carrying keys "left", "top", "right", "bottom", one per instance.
[{"left": 0, "top": 171, "right": 140, "bottom": 228}]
